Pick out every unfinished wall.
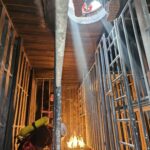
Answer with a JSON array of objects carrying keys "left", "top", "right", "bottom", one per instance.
[
  {"left": 62, "top": 86, "right": 87, "bottom": 149},
  {"left": 0, "top": 2, "right": 31, "bottom": 150},
  {"left": 12, "top": 42, "right": 31, "bottom": 150},
  {"left": 28, "top": 72, "right": 37, "bottom": 124},
  {"left": 62, "top": 0, "right": 150, "bottom": 150},
  {"left": 28, "top": 69, "right": 54, "bottom": 125}
]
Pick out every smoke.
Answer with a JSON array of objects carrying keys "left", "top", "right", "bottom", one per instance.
[
  {"left": 34, "top": 0, "right": 44, "bottom": 17},
  {"left": 34, "top": 0, "right": 46, "bottom": 28}
]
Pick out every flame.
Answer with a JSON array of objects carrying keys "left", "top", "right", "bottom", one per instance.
[
  {"left": 67, "top": 136, "right": 85, "bottom": 149},
  {"left": 78, "top": 137, "right": 85, "bottom": 148}
]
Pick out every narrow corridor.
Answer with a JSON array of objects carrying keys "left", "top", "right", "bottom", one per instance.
[{"left": 0, "top": 0, "right": 150, "bottom": 149}]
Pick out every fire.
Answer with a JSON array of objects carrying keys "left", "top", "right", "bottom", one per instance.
[
  {"left": 67, "top": 136, "right": 85, "bottom": 149},
  {"left": 78, "top": 137, "right": 85, "bottom": 148}
]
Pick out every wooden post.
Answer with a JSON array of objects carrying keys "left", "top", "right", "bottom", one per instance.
[{"left": 28, "top": 72, "right": 37, "bottom": 124}]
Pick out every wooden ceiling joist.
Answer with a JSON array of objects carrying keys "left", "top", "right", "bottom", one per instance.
[
  {"left": 3, "top": 0, "right": 104, "bottom": 87},
  {"left": 4, "top": 0, "right": 35, "bottom": 6}
]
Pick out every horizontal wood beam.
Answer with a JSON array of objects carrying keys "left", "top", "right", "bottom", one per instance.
[
  {"left": 26, "top": 51, "right": 54, "bottom": 56},
  {"left": 4, "top": 0, "right": 34, "bottom": 5},
  {"left": 34, "top": 68, "right": 54, "bottom": 79}
]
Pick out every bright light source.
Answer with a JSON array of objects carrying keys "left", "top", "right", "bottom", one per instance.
[
  {"left": 68, "top": 0, "right": 107, "bottom": 24},
  {"left": 78, "top": 137, "right": 85, "bottom": 148},
  {"left": 91, "top": 0, "right": 102, "bottom": 10},
  {"left": 67, "top": 136, "right": 85, "bottom": 149},
  {"left": 67, "top": 136, "right": 78, "bottom": 148},
  {"left": 82, "top": 0, "right": 102, "bottom": 14}
]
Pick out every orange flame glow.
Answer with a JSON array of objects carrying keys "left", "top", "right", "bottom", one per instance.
[{"left": 67, "top": 136, "right": 85, "bottom": 149}]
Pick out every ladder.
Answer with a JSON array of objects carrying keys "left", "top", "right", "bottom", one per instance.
[
  {"left": 97, "top": 0, "right": 150, "bottom": 149},
  {"left": 100, "top": 24, "right": 141, "bottom": 150}
]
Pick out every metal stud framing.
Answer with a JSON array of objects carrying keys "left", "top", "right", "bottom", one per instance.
[
  {"left": 77, "top": 0, "right": 150, "bottom": 149},
  {"left": 0, "top": 0, "right": 150, "bottom": 150}
]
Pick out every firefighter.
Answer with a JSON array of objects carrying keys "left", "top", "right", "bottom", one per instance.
[
  {"left": 17, "top": 117, "right": 52, "bottom": 150},
  {"left": 17, "top": 117, "right": 67, "bottom": 150}
]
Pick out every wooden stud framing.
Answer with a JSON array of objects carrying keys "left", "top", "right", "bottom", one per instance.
[
  {"left": 0, "top": 3, "right": 31, "bottom": 149},
  {"left": 0, "top": 0, "right": 149, "bottom": 150},
  {"left": 12, "top": 47, "right": 31, "bottom": 150},
  {"left": 33, "top": 78, "right": 54, "bottom": 125},
  {"left": 0, "top": 3, "right": 24, "bottom": 149},
  {"left": 28, "top": 71, "right": 37, "bottom": 124}
]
